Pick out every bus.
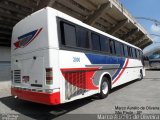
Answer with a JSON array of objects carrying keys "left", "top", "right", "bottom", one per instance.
[
  {"left": 148, "top": 54, "right": 160, "bottom": 69},
  {"left": 11, "top": 7, "right": 144, "bottom": 105}
]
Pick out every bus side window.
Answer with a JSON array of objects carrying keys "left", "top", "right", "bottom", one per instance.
[
  {"left": 124, "top": 45, "right": 128, "bottom": 57},
  {"left": 136, "top": 49, "right": 140, "bottom": 59},
  {"left": 91, "top": 33, "right": 100, "bottom": 51},
  {"left": 77, "top": 27, "right": 89, "bottom": 49},
  {"left": 61, "top": 22, "right": 77, "bottom": 47},
  {"left": 115, "top": 41, "right": 121, "bottom": 56},
  {"left": 130, "top": 47, "right": 133, "bottom": 58},
  {"left": 140, "top": 51, "right": 143, "bottom": 59},
  {"left": 121, "top": 44, "right": 125, "bottom": 57},
  {"left": 100, "top": 36, "right": 110, "bottom": 53},
  {"left": 139, "top": 51, "right": 141, "bottom": 59},
  {"left": 135, "top": 49, "right": 137, "bottom": 59},
  {"left": 109, "top": 39, "right": 115, "bottom": 55},
  {"left": 132, "top": 48, "right": 136, "bottom": 59},
  {"left": 127, "top": 46, "right": 131, "bottom": 57},
  {"left": 140, "top": 51, "right": 144, "bottom": 65}
]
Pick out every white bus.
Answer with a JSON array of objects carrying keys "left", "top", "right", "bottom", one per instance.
[{"left": 11, "top": 7, "right": 144, "bottom": 105}]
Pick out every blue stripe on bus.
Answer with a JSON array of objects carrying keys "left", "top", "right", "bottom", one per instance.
[
  {"left": 18, "top": 30, "right": 37, "bottom": 40},
  {"left": 85, "top": 53, "right": 126, "bottom": 80}
]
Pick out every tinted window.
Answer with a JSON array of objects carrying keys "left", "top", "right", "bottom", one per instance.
[
  {"left": 132, "top": 48, "right": 136, "bottom": 58},
  {"left": 120, "top": 43, "right": 124, "bottom": 56},
  {"left": 134, "top": 49, "right": 137, "bottom": 58},
  {"left": 115, "top": 41, "right": 121, "bottom": 56},
  {"left": 138, "top": 50, "right": 141, "bottom": 59},
  {"left": 91, "top": 33, "right": 100, "bottom": 51},
  {"left": 100, "top": 36, "right": 110, "bottom": 53},
  {"left": 140, "top": 51, "right": 143, "bottom": 59},
  {"left": 128, "top": 47, "right": 132, "bottom": 57},
  {"left": 61, "top": 22, "right": 77, "bottom": 47},
  {"left": 136, "top": 49, "right": 140, "bottom": 59},
  {"left": 77, "top": 27, "right": 89, "bottom": 48},
  {"left": 124, "top": 45, "right": 128, "bottom": 57},
  {"left": 109, "top": 39, "right": 115, "bottom": 54}
]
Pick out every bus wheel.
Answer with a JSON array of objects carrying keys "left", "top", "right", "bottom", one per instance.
[
  {"left": 139, "top": 71, "right": 143, "bottom": 80},
  {"left": 98, "top": 77, "right": 110, "bottom": 99}
]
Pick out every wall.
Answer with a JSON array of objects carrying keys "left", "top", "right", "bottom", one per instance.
[{"left": 0, "top": 47, "right": 11, "bottom": 81}]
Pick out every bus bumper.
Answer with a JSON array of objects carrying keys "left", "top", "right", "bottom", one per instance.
[{"left": 11, "top": 87, "right": 60, "bottom": 105}]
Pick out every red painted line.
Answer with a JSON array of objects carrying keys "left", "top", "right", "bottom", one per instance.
[
  {"left": 112, "top": 58, "right": 129, "bottom": 84},
  {"left": 11, "top": 87, "right": 60, "bottom": 105},
  {"left": 14, "top": 41, "right": 20, "bottom": 48}
]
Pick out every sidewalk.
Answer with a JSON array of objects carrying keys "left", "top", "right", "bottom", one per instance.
[{"left": 0, "top": 81, "right": 11, "bottom": 98}]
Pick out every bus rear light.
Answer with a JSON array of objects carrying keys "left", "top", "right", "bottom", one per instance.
[
  {"left": 46, "top": 68, "right": 53, "bottom": 85},
  {"left": 46, "top": 77, "right": 53, "bottom": 80}
]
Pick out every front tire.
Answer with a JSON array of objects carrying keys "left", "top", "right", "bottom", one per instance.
[
  {"left": 98, "top": 77, "right": 110, "bottom": 99},
  {"left": 139, "top": 70, "right": 143, "bottom": 80}
]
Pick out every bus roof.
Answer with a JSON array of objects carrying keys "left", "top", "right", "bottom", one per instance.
[{"left": 14, "top": 7, "right": 142, "bottom": 51}]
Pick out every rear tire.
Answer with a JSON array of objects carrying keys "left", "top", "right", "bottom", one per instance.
[{"left": 98, "top": 77, "right": 110, "bottom": 99}]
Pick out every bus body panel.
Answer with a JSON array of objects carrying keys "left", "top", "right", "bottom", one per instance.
[
  {"left": 59, "top": 50, "right": 143, "bottom": 102},
  {"left": 11, "top": 7, "right": 144, "bottom": 105},
  {"left": 11, "top": 8, "right": 61, "bottom": 105}
]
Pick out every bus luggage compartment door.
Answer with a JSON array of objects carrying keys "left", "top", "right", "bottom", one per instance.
[{"left": 21, "top": 56, "right": 44, "bottom": 87}]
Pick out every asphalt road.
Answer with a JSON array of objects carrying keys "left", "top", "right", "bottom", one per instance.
[{"left": 0, "top": 69, "right": 160, "bottom": 120}]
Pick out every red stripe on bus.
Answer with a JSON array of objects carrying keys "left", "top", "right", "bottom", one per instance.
[
  {"left": 25, "top": 28, "right": 43, "bottom": 47},
  {"left": 112, "top": 58, "right": 129, "bottom": 84},
  {"left": 11, "top": 87, "right": 60, "bottom": 105}
]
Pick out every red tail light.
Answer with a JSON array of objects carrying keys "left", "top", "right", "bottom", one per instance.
[{"left": 46, "top": 68, "right": 53, "bottom": 85}]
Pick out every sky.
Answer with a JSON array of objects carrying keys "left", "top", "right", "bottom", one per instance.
[{"left": 119, "top": 0, "right": 160, "bottom": 54}]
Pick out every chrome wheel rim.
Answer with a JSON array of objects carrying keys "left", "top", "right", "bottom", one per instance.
[{"left": 102, "top": 81, "right": 108, "bottom": 95}]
